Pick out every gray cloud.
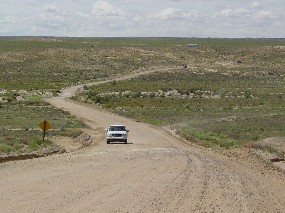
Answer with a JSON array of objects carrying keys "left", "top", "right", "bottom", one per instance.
[
  {"left": 254, "top": 10, "right": 275, "bottom": 20},
  {"left": 248, "top": 2, "right": 262, "bottom": 9},
  {"left": 92, "top": 0, "right": 126, "bottom": 17},
  {"left": 0, "top": 0, "right": 284, "bottom": 37},
  {"left": 216, "top": 8, "right": 250, "bottom": 18},
  {"left": 43, "top": 5, "right": 61, "bottom": 14}
]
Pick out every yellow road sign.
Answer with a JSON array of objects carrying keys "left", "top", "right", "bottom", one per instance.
[{"left": 39, "top": 120, "right": 52, "bottom": 132}]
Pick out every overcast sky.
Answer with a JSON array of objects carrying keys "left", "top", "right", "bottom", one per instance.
[{"left": 0, "top": 0, "right": 284, "bottom": 37}]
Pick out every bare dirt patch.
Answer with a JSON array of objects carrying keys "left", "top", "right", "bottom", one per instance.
[
  {"left": 53, "top": 136, "right": 83, "bottom": 153},
  {"left": 247, "top": 137, "right": 285, "bottom": 172}
]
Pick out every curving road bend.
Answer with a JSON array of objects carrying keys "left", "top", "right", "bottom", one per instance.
[{"left": 1, "top": 68, "right": 285, "bottom": 212}]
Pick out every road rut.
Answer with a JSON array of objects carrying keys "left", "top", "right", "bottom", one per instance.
[{"left": 1, "top": 68, "right": 285, "bottom": 212}]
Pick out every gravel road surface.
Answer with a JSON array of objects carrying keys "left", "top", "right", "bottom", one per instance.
[{"left": 1, "top": 69, "right": 285, "bottom": 212}]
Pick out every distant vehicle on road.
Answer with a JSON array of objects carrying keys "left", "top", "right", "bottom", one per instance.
[{"left": 106, "top": 125, "right": 129, "bottom": 144}]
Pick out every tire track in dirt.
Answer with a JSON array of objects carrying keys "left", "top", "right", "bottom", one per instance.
[
  {"left": 46, "top": 66, "right": 285, "bottom": 212},
  {"left": 1, "top": 66, "right": 285, "bottom": 212}
]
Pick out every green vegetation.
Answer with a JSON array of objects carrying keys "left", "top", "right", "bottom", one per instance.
[
  {"left": 75, "top": 67, "right": 285, "bottom": 148},
  {"left": 179, "top": 128, "right": 238, "bottom": 149},
  {"left": 1, "top": 37, "right": 285, "bottom": 151},
  {"left": 0, "top": 37, "right": 189, "bottom": 90},
  {"left": 0, "top": 97, "right": 85, "bottom": 154},
  {"left": 1, "top": 37, "right": 285, "bottom": 90}
]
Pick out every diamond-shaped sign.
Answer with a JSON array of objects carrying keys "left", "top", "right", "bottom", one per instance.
[{"left": 39, "top": 120, "right": 52, "bottom": 132}]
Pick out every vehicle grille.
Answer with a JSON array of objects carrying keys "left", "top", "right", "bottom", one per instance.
[{"left": 113, "top": 134, "right": 122, "bottom": 137}]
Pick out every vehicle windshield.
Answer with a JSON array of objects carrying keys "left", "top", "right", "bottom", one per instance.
[{"left": 109, "top": 126, "right": 126, "bottom": 131}]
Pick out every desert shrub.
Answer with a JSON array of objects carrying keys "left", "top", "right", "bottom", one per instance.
[
  {"left": 0, "top": 143, "right": 15, "bottom": 153},
  {"left": 187, "top": 129, "right": 237, "bottom": 149}
]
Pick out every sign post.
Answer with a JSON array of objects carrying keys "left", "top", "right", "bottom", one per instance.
[{"left": 39, "top": 120, "right": 52, "bottom": 142}]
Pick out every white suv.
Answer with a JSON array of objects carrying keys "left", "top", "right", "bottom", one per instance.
[{"left": 106, "top": 125, "right": 129, "bottom": 144}]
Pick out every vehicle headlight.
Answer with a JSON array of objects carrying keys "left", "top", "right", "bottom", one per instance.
[{"left": 107, "top": 134, "right": 112, "bottom": 137}]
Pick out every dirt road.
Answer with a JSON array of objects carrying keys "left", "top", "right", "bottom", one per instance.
[{"left": 1, "top": 68, "right": 285, "bottom": 212}]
